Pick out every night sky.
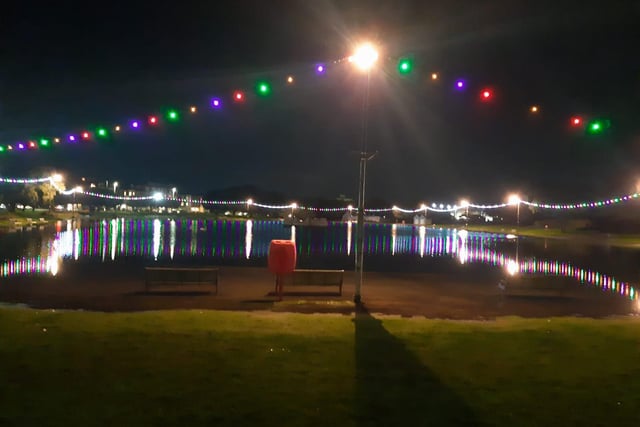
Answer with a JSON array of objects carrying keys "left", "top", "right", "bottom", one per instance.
[{"left": 1, "top": 0, "right": 639, "bottom": 205}]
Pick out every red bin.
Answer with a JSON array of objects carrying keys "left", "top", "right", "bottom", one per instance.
[{"left": 268, "top": 240, "right": 297, "bottom": 275}]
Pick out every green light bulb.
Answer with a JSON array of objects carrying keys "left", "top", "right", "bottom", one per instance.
[
  {"left": 40, "top": 139, "right": 49, "bottom": 146},
  {"left": 167, "top": 110, "right": 179, "bottom": 121},
  {"left": 587, "top": 120, "right": 604, "bottom": 134},
  {"left": 97, "top": 128, "right": 107, "bottom": 137},
  {"left": 256, "top": 81, "right": 271, "bottom": 96},
  {"left": 398, "top": 58, "right": 412, "bottom": 74}
]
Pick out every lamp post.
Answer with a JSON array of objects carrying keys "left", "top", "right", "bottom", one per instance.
[
  {"left": 508, "top": 194, "right": 521, "bottom": 226},
  {"left": 351, "top": 42, "right": 379, "bottom": 304}
]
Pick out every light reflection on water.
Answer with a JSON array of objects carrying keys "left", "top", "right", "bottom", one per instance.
[{"left": 0, "top": 219, "right": 638, "bottom": 303}]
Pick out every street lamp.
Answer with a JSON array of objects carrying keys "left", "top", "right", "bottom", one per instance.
[
  {"left": 351, "top": 42, "right": 379, "bottom": 304},
  {"left": 507, "top": 194, "right": 521, "bottom": 226},
  {"left": 113, "top": 181, "right": 119, "bottom": 194}
]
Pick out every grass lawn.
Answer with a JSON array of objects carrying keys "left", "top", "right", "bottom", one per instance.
[{"left": 1, "top": 307, "right": 639, "bottom": 426}]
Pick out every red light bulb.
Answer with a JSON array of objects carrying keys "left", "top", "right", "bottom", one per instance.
[
  {"left": 234, "top": 91, "right": 244, "bottom": 102},
  {"left": 480, "top": 88, "right": 493, "bottom": 101},
  {"left": 149, "top": 116, "right": 158, "bottom": 125}
]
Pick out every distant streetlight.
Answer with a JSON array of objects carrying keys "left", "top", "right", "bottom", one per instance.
[
  {"left": 113, "top": 181, "right": 119, "bottom": 194},
  {"left": 171, "top": 187, "right": 177, "bottom": 198},
  {"left": 507, "top": 194, "right": 521, "bottom": 226},
  {"left": 351, "top": 42, "right": 379, "bottom": 304}
]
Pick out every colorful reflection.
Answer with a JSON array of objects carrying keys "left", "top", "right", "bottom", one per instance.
[{"left": 0, "top": 220, "right": 637, "bottom": 303}]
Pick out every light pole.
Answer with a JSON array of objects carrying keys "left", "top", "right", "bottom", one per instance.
[
  {"left": 508, "top": 194, "right": 521, "bottom": 226},
  {"left": 351, "top": 42, "right": 379, "bottom": 304}
]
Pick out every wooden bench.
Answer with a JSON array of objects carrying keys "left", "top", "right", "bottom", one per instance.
[
  {"left": 145, "top": 267, "right": 218, "bottom": 294},
  {"left": 279, "top": 269, "right": 344, "bottom": 295}
]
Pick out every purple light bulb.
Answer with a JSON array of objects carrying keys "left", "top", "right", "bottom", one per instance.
[
  {"left": 131, "top": 121, "right": 140, "bottom": 129},
  {"left": 69, "top": 135, "right": 76, "bottom": 142},
  {"left": 316, "top": 64, "right": 325, "bottom": 74},
  {"left": 211, "top": 98, "right": 221, "bottom": 108}
]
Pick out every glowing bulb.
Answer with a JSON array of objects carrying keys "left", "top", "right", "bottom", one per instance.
[
  {"left": 571, "top": 116, "right": 583, "bottom": 126},
  {"left": 97, "top": 128, "right": 107, "bottom": 137},
  {"left": 81, "top": 132, "right": 90, "bottom": 140},
  {"left": 131, "top": 121, "right": 140, "bottom": 129},
  {"left": 40, "top": 139, "right": 49, "bottom": 146},
  {"left": 587, "top": 120, "right": 606, "bottom": 134},
  {"left": 68, "top": 135, "right": 76, "bottom": 142},
  {"left": 398, "top": 58, "right": 412, "bottom": 74},
  {"left": 459, "top": 199, "right": 470, "bottom": 208},
  {"left": 152, "top": 192, "right": 163, "bottom": 201},
  {"left": 286, "top": 75, "right": 294, "bottom": 84},
  {"left": 291, "top": 202, "right": 298, "bottom": 209},
  {"left": 211, "top": 98, "right": 221, "bottom": 108},
  {"left": 352, "top": 43, "right": 379, "bottom": 71},
  {"left": 316, "top": 64, "right": 325, "bottom": 74},
  {"left": 481, "top": 89, "right": 493, "bottom": 100},
  {"left": 530, "top": 105, "right": 539, "bottom": 113},
  {"left": 257, "top": 81, "right": 271, "bottom": 96},
  {"left": 29, "top": 141, "right": 36, "bottom": 148},
  {"left": 507, "top": 194, "right": 521, "bottom": 205},
  {"left": 51, "top": 174, "right": 63, "bottom": 183},
  {"left": 167, "top": 110, "right": 179, "bottom": 121},
  {"left": 114, "top": 126, "right": 121, "bottom": 132},
  {"left": 0, "top": 146, "right": 4, "bottom": 152},
  {"left": 246, "top": 198, "right": 253, "bottom": 205},
  {"left": 431, "top": 73, "right": 438, "bottom": 80},
  {"left": 54, "top": 138, "right": 60, "bottom": 143},
  {"left": 455, "top": 79, "right": 466, "bottom": 90},
  {"left": 190, "top": 106, "right": 197, "bottom": 113},
  {"left": 234, "top": 91, "right": 245, "bottom": 102},
  {"left": 7, "top": 145, "right": 13, "bottom": 150},
  {"left": 148, "top": 116, "right": 158, "bottom": 125}
]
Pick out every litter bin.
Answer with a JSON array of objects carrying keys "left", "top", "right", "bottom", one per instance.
[{"left": 268, "top": 240, "right": 296, "bottom": 299}]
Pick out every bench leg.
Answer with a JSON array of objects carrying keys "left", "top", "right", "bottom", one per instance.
[{"left": 276, "top": 275, "right": 283, "bottom": 301}]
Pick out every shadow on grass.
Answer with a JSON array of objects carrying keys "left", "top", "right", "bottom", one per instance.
[{"left": 355, "top": 304, "right": 481, "bottom": 426}]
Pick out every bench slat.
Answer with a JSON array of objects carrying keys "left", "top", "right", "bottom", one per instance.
[{"left": 145, "top": 267, "right": 218, "bottom": 294}]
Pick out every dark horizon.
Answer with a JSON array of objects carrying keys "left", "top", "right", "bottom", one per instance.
[{"left": 1, "top": 0, "right": 639, "bottom": 206}]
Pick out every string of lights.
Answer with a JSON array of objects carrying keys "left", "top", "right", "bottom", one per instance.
[
  {"left": 3, "top": 174, "right": 639, "bottom": 213},
  {"left": 0, "top": 50, "right": 615, "bottom": 157},
  {"left": 0, "top": 176, "right": 56, "bottom": 184}
]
